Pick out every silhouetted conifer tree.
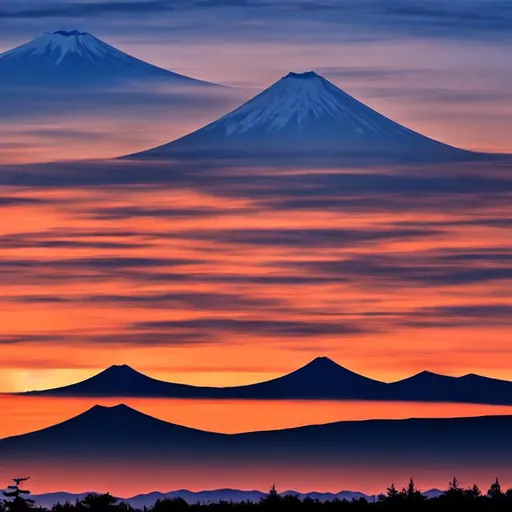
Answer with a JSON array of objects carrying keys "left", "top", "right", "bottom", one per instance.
[
  {"left": 280, "top": 495, "right": 301, "bottom": 510},
  {"left": 386, "top": 484, "right": 399, "bottom": 501},
  {"left": 466, "top": 484, "right": 482, "bottom": 499},
  {"left": 448, "top": 477, "right": 461, "bottom": 492},
  {"left": 9, "top": 475, "right": 512, "bottom": 512},
  {"left": 52, "top": 503, "right": 77, "bottom": 512},
  {"left": 3, "top": 478, "right": 35, "bottom": 512},
  {"left": 263, "top": 486, "right": 281, "bottom": 509},
  {"left": 445, "top": 477, "right": 464, "bottom": 501},
  {"left": 488, "top": 479, "right": 504, "bottom": 500},
  {"left": 80, "top": 494, "right": 118, "bottom": 512},
  {"left": 403, "top": 478, "right": 424, "bottom": 505},
  {"left": 152, "top": 498, "right": 189, "bottom": 512}
]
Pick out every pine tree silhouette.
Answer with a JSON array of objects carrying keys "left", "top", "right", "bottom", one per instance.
[
  {"left": 80, "top": 494, "right": 118, "bottom": 512},
  {"left": 403, "top": 478, "right": 425, "bottom": 504},
  {"left": 385, "top": 484, "right": 400, "bottom": 501},
  {"left": 263, "top": 485, "right": 281, "bottom": 508},
  {"left": 488, "top": 478, "right": 504, "bottom": 500},
  {"left": 467, "top": 484, "right": 482, "bottom": 499},
  {"left": 2, "top": 478, "right": 34, "bottom": 512}
]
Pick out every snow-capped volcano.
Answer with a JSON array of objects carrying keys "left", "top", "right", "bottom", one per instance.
[
  {"left": 214, "top": 71, "right": 420, "bottom": 137},
  {"left": 131, "top": 71, "right": 470, "bottom": 160},
  {"left": 0, "top": 30, "right": 215, "bottom": 87}
]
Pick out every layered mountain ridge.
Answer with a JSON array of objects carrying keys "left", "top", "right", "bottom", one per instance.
[
  {"left": 31, "top": 487, "right": 445, "bottom": 509},
  {"left": 2, "top": 403, "right": 512, "bottom": 489},
  {"left": 2, "top": 403, "right": 506, "bottom": 497},
  {"left": 22, "top": 356, "right": 512, "bottom": 405}
]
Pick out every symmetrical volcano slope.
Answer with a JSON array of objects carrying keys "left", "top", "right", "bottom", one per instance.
[
  {"left": 0, "top": 30, "right": 215, "bottom": 87},
  {"left": 131, "top": 71, "right": 471, "bottom": 160}
]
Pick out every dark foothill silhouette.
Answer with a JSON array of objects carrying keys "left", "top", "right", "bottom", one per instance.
[{"left": 22, "top": 357, "right": 512, "bottom": 406}]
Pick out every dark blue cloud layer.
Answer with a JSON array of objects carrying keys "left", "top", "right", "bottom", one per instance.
[{"left": 2, "top": 1, "right": 512, "bottom": 42}]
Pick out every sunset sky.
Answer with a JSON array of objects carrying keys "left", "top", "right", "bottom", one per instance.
[
  {"left": 1, "top": 0, "right": 512, "bottom": 163},
  {"left": 0, "top": 1, "right": 511, "bottom": 393},
  {"left": 1, "top": 1, "right": 512, "bottom": 499},
  {"left": 1, "top": 158, "right": 511, "bottom": 393}
]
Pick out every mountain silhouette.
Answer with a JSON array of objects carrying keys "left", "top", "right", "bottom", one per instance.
[
  {"left": 4, "top": 403, "right": 512, "bottom": 452},
  {"left": 388, "top": 370, "right": 512, "bottom": 404},
  {"left": 31, "top": 487, "right": 448, "bottom": 508},
  {"left": 24, "top": 363, "right": 231, "bottom": 398},
  {"left": 23, "top": 356, "right": 512, "bottom": 406},
  {"left": 2, "top": 405, "right": 512, "bottom": 486},
  {"left": 31, "top": 489, "right": 373, "bottom": 508},
  {"left": 129, "top": 70, "right": 474, "bottom": 162},
  {"left": 0, "top": 404, "right": 224, "bottom": 459},
  {"left": 225, "top": 356, "right": 385, "bottom": 399},
  {"left": 32, "top": 493, "right": 96, "bottom": 509},
  {"left": 39, "top": 364, "right": 197, "bottom": 397},
  {"left": 24, "top": 357, "right": 385, "bottom": 399}
]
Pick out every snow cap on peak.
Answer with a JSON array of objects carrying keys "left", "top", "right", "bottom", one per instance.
[
  {"left": 0, "top": 29, "right": 214, "bottom": 88},
  {"left": 5, "top": 30, "right": 109, "bottom": 66},
  {"left": 283, "top": 71, "right": 321, "bottom": 80},
  {"left": 52, "top": 30, "right": 90, "bottom": 37}
]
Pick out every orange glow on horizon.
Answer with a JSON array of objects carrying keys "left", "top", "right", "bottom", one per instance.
[
  {"left": 2, "top": 396, "right": 512, "bottom": 440},
  {"left": 3, "top": 459, "right": 512, "bottom": 497},
  {"left": 0, "top": 179, "right": 511, "bottom": 393}
]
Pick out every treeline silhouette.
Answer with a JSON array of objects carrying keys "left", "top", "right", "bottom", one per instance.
[{"left": 4, "top": 478, "right": 512, "bottom": 512}]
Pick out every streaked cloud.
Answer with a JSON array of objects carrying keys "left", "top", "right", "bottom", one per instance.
[
  {"left": 2, "top": 1, "right": 512, "bottom": 42},
  {"left": 0, "top": 1, "right": 511, "bottom": 387},
  {"left": 0, "top": 156, "right": 510, "bottom": 385}
]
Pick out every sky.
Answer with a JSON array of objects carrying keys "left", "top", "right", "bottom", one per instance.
[
  {"left": 0, "top": 2, "right": 511, "bottom": 392},
  {"left": 0, "top": 158, "right": 511, "bottom": 393},
  {"left": 0, "top": 0, "right": 512, "bottom": 497},
  {"left": 0, "top": 0, "right": 512, "bottom": 161}
]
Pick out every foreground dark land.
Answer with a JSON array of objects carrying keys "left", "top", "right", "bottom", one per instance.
[{"left": 5, "top": 479, "right": 512, "bottom": 512}]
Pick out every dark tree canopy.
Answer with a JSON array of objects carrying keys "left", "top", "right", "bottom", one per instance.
[{"left": 6, "top": 477, "right": 512, "bottom": 512}]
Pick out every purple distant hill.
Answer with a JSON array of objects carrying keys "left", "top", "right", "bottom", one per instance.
[
  {"left": 31, "top": 488, "right": 445, "bottom": 508},
  {"left": 21, "top": 356, "right": 512, "bottom": 406}
]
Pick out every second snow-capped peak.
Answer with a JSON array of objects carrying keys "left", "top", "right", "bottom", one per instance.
[{"left": 207, "top": 70, "right": 413, "bottom": 137}]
